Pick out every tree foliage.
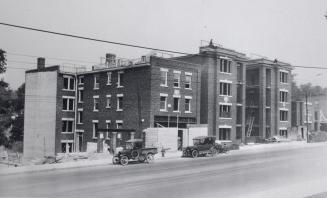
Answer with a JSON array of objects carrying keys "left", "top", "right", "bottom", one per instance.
[
  {"left": 292, "top": 74, "right": 327, "bottom": 101},
  {"left": 0, "top": 49, "right": 7, "bottom": 74}
]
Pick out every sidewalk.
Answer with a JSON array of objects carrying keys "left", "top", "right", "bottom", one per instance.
[
  {"left": 1, "top": 141, "right": 325, "bottom": 176},
  {"left": 0, "top": 150, "right": 183, "bottom": 176}
]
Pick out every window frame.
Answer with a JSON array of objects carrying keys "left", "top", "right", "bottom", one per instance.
[
  {"left": 220, "top": 59, "right": 231, "bottom": 74},
  {"left": 173, "top": 96, "right": 180, "bottom": 112},
  {"left": 280, "top": 110, "right": 288, "bottom": 121},
  {"left": 159, "top": 93, "right": 168, "bottom": 112},
  {"left": 63, "top": 76, "right": 75, "bottom": 91},
  {"left": 185, "top": 72, "right": 192, "bottom": 89},
  {"left": 93, "top": 96, "right": 99, "bottom": 112},
  {"left": 78, "top": 76, "right": 84, "bottom": 85},
  {"left": 106, "top": 95, "right": 111, "bottom": 108},
  {"left": 94, "top": 75, "right": 99, "bottom": 90},
  {"left": 92, "top": 120, "right": 99, "bottom": 139},
  {"left": 62, "top": 118, "right": 74, "bottom": 133},
  {"left": 117, "top": 71, "right": 124, "bottom": 88},
  {"left": 219, "top": 104, "right": 232, "bottom": 118},
  {"left": 219, "top": 81, "right": 232, "bottom": 96},
  {"left": 173, "top": 71, "right": 181, "bottom": 88},
  {"left": 160, "top": 68, "right": 168, "bottom": 87},
  {"left": 117, "top": 94, "right": 123, "bottom": 111},
  {"left": 62, "top": 96, "right": 75, "bottom": 111},
  {"left": 107, "top": 72, "right": 112, "bottom": 85}
]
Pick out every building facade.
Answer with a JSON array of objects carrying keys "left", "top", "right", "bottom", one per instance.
[
  {"left": 24, "top": 55, "right": 201, "bottom": 158},
  {"left": 175, "top": 42, "right": 247, "bottom": 144},
  {"left": 245, "top": 59, "right": 293, "bottom": 140}
]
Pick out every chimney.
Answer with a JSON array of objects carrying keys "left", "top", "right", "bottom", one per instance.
[
  {"left": 37, "top": 57, "right": 45, "bottom": 70},
  {"left": 105, "top": 53, "right": 116, "bottom": 67}
]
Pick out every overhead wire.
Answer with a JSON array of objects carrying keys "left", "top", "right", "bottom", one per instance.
[{"left": 0, "top": 22, "right": 327, "bottom": 70}]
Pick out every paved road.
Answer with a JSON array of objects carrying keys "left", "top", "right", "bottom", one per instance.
[{"left": 1, "top": 143, "right": 327, "bottom": 198}]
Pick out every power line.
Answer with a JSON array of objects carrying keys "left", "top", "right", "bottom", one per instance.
[
  {"left": 1, "top": 22, "right": 327, "bottom": 70},
  {"left": 7, "top": 52, "right": 98, "bottom": 64},
  {"left": 0, "top": 22, "right": 190, "bottom": 55}
]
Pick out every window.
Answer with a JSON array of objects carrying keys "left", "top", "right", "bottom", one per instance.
[
  {"left": 219, "top": 105, "right": 231, "bottom": 118},
  {"left": 92, "top": 121, "right": 98, "bottom": 139},
  {"left": 173, "top": 71, "right": 181, "bottom": 88},
  {"left": 78, "top": 110, "right": 83, "bottom": 124},
  {"left": 118, "top": 72, "right": 124, "bottom": 87},
  {"left": 63, "top": 76, "right": 75, "bottom": 91},
  {"left": 279, "top": 130, "right": 288, "bottom": 138},
  {"left": 78, "top": 90, "right": 84, "bottom": 103},
  {"left": 105, "top": 121, "right": 111, "bottom": 139},
  {"left": 173, "top": 97, "right": 180, "bottom": 112},
  {"left": 160, "top": 94, "right": 167, "bottom": 111},
  {"left": 93, "top": 96, "right": 99, "bottom": 111},
  {"left": 94, "top": 75, "right": 99, "bottom": 89},
  {"left": 280, "top": 110, "right": 288, "bottom": 121},
  {"left": 61, "top": 141, "right": 73, "bottom": 153},
  {"left": 160, "top": 68, "right": 168, "bottom": 86},
  {"left": 280, "top": 72, "right": 288, "bottom": 83},
  {"left": 220, "top": 82, "right": 231, "bottom": 96},
  {"left": 220, "top": 59, "right": 231, "bottom": 73},
  {"left": 280, "top": 91, "right": 288, "bottom": 102},
  {"left": 62, "top": 120, "right": 73, "bottom": 133},
  {"left": 107, "top": 72, "right": 112, "bottom": 85},
  {"left": 185, "top": 73, "right": 192, "bottom": 89},
  {"left": 185, "top": 98, "right": 191, "bottom": 113},
  {"left": 116, "top": 121, "right": 123, "bottom": 129},
  {"left": 63, "top": 97, "right": 74, "bottom": 111},
  {"left": 78, "top": 76, "right": 84, "bottom": 85},
  {"left": 106, "top": 95, "right": 111, "bottom": 108},
  {"left": 117, "top": 94, "right": 123, "bottom": 111},
  {"left": 219, "top": 128, "right": 231, "bottom": 140}
]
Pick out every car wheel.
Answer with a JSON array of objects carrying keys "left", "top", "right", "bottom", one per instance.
[
  {"left": 138, "top": 155, "right": 146, "bottom": 163},
  {"left": 120, "top": 156, "right": 129, "bottom": 166},
  {"left": 182, "top": 150, "right": 188, "bottom": 157},
  {"left": 146, "top": 153, "right": 154, "bottom": 163},
  {"left": 191, "top": 150, "right": 199, "bottom": 158},
  {"left": 112, "top": 156, "right": 120, "bottom": 165}
]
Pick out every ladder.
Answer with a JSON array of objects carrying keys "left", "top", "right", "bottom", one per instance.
[{"left": 246, "top": 116, "right": 255, "bottom": 137}]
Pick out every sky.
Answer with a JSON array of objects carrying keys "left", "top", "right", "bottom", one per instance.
[{"left": 0, "top": 0, "right": 327, "bottom": 89}]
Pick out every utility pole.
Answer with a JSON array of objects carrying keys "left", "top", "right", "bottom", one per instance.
[{"left": 305, "top": 92, "right": 309, "bottom": 143}]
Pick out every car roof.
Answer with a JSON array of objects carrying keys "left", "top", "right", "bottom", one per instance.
[
  {"left": 193, "top": 136, "right": 215, "bottom": 140},
  {"left": 126, "top": 139, "right": 143, "bottom": 143}
]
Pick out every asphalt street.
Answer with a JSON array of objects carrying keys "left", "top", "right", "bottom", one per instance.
[{"left": 1, "top": 143, "right": 327, "bottom": 198}]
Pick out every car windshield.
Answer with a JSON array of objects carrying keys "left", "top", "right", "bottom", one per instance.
[
  {"left": 125, "top": 142, "right": 134, "bottom": 149},
  {"left": 193, "top": 139, "right": 201, "bottom": 145}
]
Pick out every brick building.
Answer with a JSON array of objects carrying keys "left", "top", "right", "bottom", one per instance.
[
  {"left": 175, "top": 42, "right": 247, "bottom": 143},
  {"left": 246, "top": 59, "right": 293, "bottom": 140},
  {"left": 23, "top": 54, "right": 201, "bottom": 159}
]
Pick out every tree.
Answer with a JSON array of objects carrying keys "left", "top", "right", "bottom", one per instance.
[{"left": 0, "top": 49, "right": 6, "bottom": 74}]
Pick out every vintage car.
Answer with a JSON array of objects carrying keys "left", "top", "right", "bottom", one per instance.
[
  {"left": 112, "top": 139, "right": 158, "bottom": 166},
  {"left": 182, "top": 136, "right": 226, "bottom": 158}
]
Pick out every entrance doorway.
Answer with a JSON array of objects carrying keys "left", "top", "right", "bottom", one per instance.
[{"left": 301, "top": 128, "right": 304, "bottom": 139}]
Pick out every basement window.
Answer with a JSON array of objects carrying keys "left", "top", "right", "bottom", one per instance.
[{"left": 61, "top": 141, "right": 73, "bottom": 153}]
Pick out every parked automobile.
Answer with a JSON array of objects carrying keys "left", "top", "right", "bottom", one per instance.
[
  {"left": 182, "top": 136, "right": 228, "bottom": 158},
  {"left": 265, "top": 136, "right": 282, "bottom": 143},
  {"left": 112, "top": 139, "right": 158, "bottom": 166}
]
